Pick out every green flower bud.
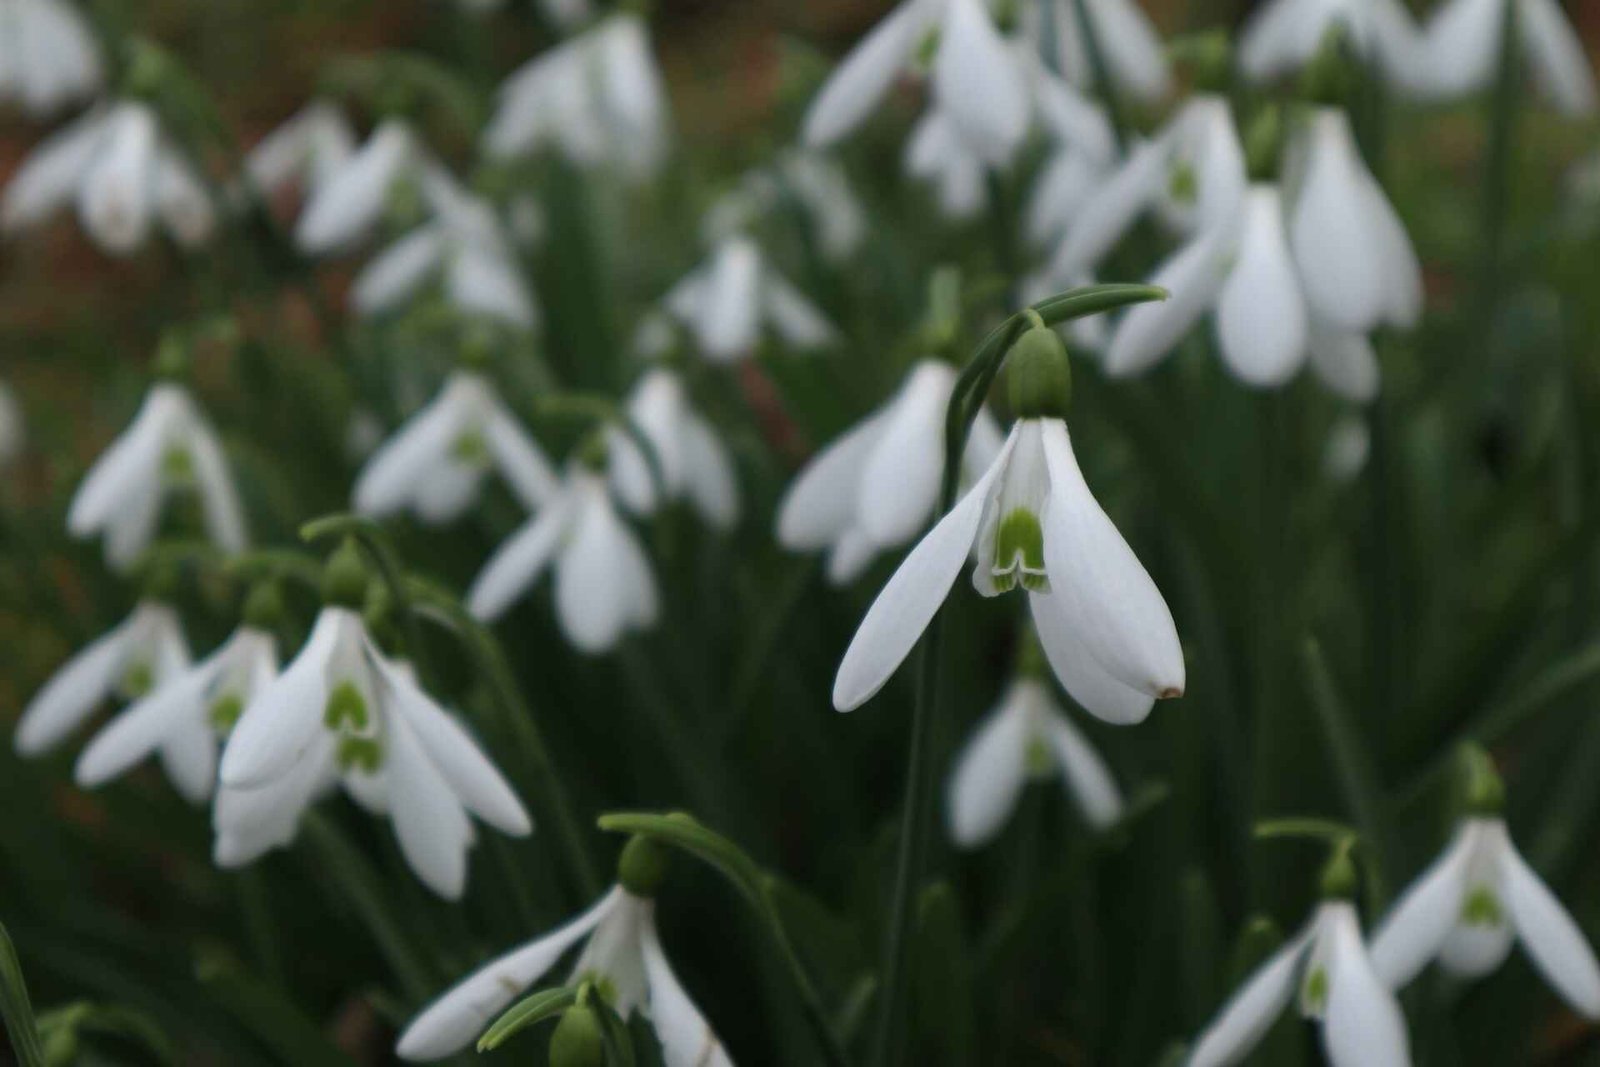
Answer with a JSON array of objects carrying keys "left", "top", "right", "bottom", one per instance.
[
  {"left": 1244, "top": 105, "right": 1286, "bottom": 183},
  {"left": 123, "top": 39, "right": 170, "bottom": 101},
  {"left": 1319, "top": 840, "right": 1359, "bottom": 900},
  {"left": 617, "top": 834, "right": 670, "bottom": 897},
  {"left": 1006, "top": 321, "right": 1072, "bottom": 419},
  {"left": 321, "top": 539, "right": 369, "bottom": 609},
  {"left": 548, "top": 1004, "right": 605, "bottom": 1067},
  {"left": 153, "top": 333, "right": 190, "bottom": 381},
  {"left": 242, "top": 581, "right": 285, "bottom": 630},
  {"left": 1461, "top": 744, "right": 1506, "bottom": 817},
  {"left": 459, "top": 326, "right": 495, "bottom": 371}
]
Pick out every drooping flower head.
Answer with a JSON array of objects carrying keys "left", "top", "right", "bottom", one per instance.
[
  {"left": 607, "top": 366, "right": 739, "bottom": 530},
  {"left": 1238, "top": 0, "right": 1422, "bottom": 87},
  {"left": 1023, "top": 0, "right": 1172, "bottom": 104},
  {"left": 243, "top": 101, "right": 358, "bottom": 204},
  {"left": 294, "top": 118, "right": 442, "bottom": 255},
  {"left": 661, "top": 233, "right": 836, "bottom": 363},
  {"left": 1415, "top": 0, "right": 1596, "bottom": 116},
  {"left": 0, "top": 0, "right": 104, "bottom": 117}
]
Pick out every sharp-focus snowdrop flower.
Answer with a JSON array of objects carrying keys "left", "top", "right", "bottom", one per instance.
[
  {"left": 218, "top": 555, "right": 532, "bottom": 899},
  {"left": 1025, "top": 0, "right": 1171, "bottom": 104},
  {"left": 777, "top": 358, "right": 1004, "bottom": 585},
  {"left": 468, "top": 461, "right": 659, "bottom": 653},
  {"left": 485, "top": 14, "right": 669, "bottom": 180},
  {"left": 663, "top": 235, "right": 836, "bottom": 362},
  {"left": 1416, "top": 0, "right": 1596, "bottom": 116},
  {"left": 832, "top": 325, "right": 1184, "bottom": 723},
  {"left": 0, "top": 378, "right": 22, "bottom": 465},
  {"left": 1, "top": 100, "right": 215, "bottom": 255},
  {"left": 947, "top": 675, "right": 1122, "bottom": 847},
  {"left": 15, "top": 600, "right": 190, "bottom": 757},
  {"left": 243, "top": 102, "right": 357, "bottom": 202},
  {"left": 1371, "top": 818, "right": 1600, "bottom": 1017},
  {"left": 352, "top": 175, "right": 539, "bottom": 328},
  {"left": 295, "top": 119, "right": 439, "bottom": 255},
  {"left": 1103, "top": 182, "right": 1382, "bottom": 400},
  {"left": 802, "top": 0, "right": 1031, "bottom": 166},
  {"left": 0, "top": 0, "right": 103, "bottom": 116},
  {"left": 397, "top": 844, "right": 732, "bottom": 1065},
  {"left": 1287, "top": 107, "right": 1422, "bottom": 337},
  {"left": 1189, "top": 895, "right": 1410, "bottom": 1067},
  {"left": 1238, "top": 0, "right": 1422, "bottom": 86},
  {"left": 354, "top": 370, "right": 558, "bottom": 524},
  {"left": 75, "top": 604, "right": 280, "bottom": 805},
  {"left": 67, "top": 381, "right": 248, "bottom": 571},
  {"left": 607, "top": 368, "right": 739, "bottom": 530}
]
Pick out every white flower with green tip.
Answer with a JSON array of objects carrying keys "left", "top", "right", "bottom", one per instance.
[
  {"left": 0, "top": 0, "right": 103, "bottom": 117},
  {"left": 662, "top": 235, "right": 836, "bottom": 362},
  {"left": 1238, "top": 0, "right": 1422, "bottom": 86}
]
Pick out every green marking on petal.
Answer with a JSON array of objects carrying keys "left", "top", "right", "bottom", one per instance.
[
  {"left": 119, "top": 661, "right": 154, "bottom": 700},
  {"left": 993, "top": 509, "right": 1049, "bottom": 593},
  {"left": 208, "top": 693, "right": 244, "bottom": 733},
  {"left": 914, "top": 26, "right": 941, "bottom": 70},
  {"left": 1024, "top": 736, "right": 1054, "bottom": 778},
  {"left": 1302, "top": 966, "right": 1328, "bottom": 1013},
  {"left": 324, "top": 681, "right": 369, "bottom": 732},
  {"left": 1462, "top": 885, "right": 1503, "bottom": 927},
  {"left": 450, "top": 428, "right": 492, "bottom": 467},
  {"left": 336, "top": 735, "right": 384, "bottom": 773},
  {"left": 160, "top": 444, "right": 195, "bottom": 486},
  {"left": 1168, "top": 160, "right": 1198, "bottom": 206}
]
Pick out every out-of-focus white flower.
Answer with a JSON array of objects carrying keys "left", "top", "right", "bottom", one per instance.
[
  {"left": 1024, "top": 0, "right": 1171, "bottom": 104},
  {"left": 354, "top": 370, "right": 558, "bottom": 524},
  {"left": 243, "top": 102, "right": 357, "bottom": 202},
  {"left": 663, "top": 234, "right": 836, "bottom": 362},
  {"left": 0, "top": 0, "right": 101, "bottom": 117},
  {"left": 76, "top": 621, "right": 278, "bottom": 804},
  {"left": 468, "top": 463, "right": 659, "bottom": 652},
  {"left": 608, "top": 368, "right": 739, "bottom": 530},
  {"left": 1324, "top": 415, "right": 1371, "bottom": 481},
  {"left": 1190, "top": 898, "right": 1410, "bottom": 1067},
  {"left": 295, "top": 119, "right": 440, "bottom": 255},
  {"left": 15, "top": 600, "right": 190, "bottom": 756},
  {"left": 0, "top": 379, "right": 23, "bottom": 465},
  {"left": 1, "top": 100, "right": 215, "bottom": 254},
  {"left": 1371, "top": 817, "right": 1600, "bottom": 1016},
  {"left": 67, "top": 381, "right": 248, "bottom": 571},
  {"left": 485, "top": 14, "right": 670, "bottom": 180},
  {"left": 904, "top": 107, "right": 987, "bottom": 219},
  {"left": 396, "top": 883, "right": 731, "bottom": 1064},
  {"left": 1021, "top": 54, "right": 1118, "bottom": 247},
  {"left": 777, "top": 358, "right": 1004, "bottom": 584},
  {"left": 1239, "top": 0, "right": 1422, "bottom": 86},
  {"left": 1416, "top": 0, "right": 1596, "bottom": 116},
  {"left": 802, "top": 0, "right": 1031, "bottom": 166},
  {"left": 833, "top": 328, "right": 1184, "bottom": 724},
  {"left": 710, "top": 152, "right": 867, "bottom": 264},
  {"left": 218, "top": 596, "right": 531, "bottom": 899},
  {"left": 353, "top": 173, "right": 540, "bottom": 328},
  {"left": 947, "top": 676, "right": 1122, "bottom": 847}
]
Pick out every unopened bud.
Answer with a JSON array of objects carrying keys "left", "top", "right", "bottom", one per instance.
[
  {"left": 617, "top": 834, "right": 670, "bottom": 897},
  {"left": 321, "top": 539, "right": 369, "bottom": 609}
]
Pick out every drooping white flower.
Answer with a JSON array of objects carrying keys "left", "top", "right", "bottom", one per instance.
[
  {"left": 904, "top": 107, "right": 988, "bottom": 220},
  {"left": 777, "top": 358, "right": 1004, "bottom": 585},
  {"left": 1238, "top": 0, "right": 1422, "bottom": 86},
  {"left": 485, "top": 14, "right": 670, "bottom": 180},
  {"left": 1024, "top": 0, "right": 1172, "bottom": 104},
  {"left": 0, "top": 378, "right": 23, "bottom": 465},
  {"left": 352, "top": 173, "right": 540, "bottom": 328},
  {"left": 243, "top": 101, "right": 358, "bottom": 202},
  {"left": 67, "top": 381, "right": 248, "bottom": 571},
  {"left": 802, "top": 0, "right": 1031, "bottom": 166},
  {"left": 1103, "top": 181, "right": 1382, "bottom": 400},
  {"left": 708, "top": 152, "right": 867, "bottom": 264},
  {"left": 0, "top": 0, "right": 103, "bottom": 117},
  {"left": 354, "top": 370, "right": 558, "bottom": 524},
  {"left": 396, "top": 884, "right": 731, "bottom": 1064},
  {"left": 1, "top": 100, "right": 215, "bottom": 255},
  {"left": 75, "top": 622, "right": 278, "bottom": 804},
  {"left": 1021, "top": 57, "right": 1118, "bottom": 247},
  {"left": 607, "top": 368, "right": 739, "bottom": 530},
  {"left": 468, "top": 464, "right": 659, "bottom": 653},
  {"left": 217, "top": 603, "right": 532, "bottom": 899},
  {"left": 295, "top": 119, "right": 439, "bottom": 255},
  {"left": 1324, "top": 415, "right": 1371, "bottom": 481},
  {"left": 947, "top": 676, "right": 1122, "bottom": 847},
  {"left": 1415, "top": 0, "right": 1596, "bottom": 116},
  {"left": 1286, "top": 107, "right": 1422, "bottom": 337},
  {"left": 1189, "top": 900, "right": 1410, "bottom": 1067},
  {"left": 14, "top": 600, "right": 190, "bottom": 757},
  {"left": 1370, "top": 817, "right": 1600, "bottom": 1015},
  {"left": 832, "top": 333, "right": 1184, "bottom": 724},
  {"left": 662, "top": 235, "right": 836, "bottom": 362}
]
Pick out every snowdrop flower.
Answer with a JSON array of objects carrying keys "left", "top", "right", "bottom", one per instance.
[
  {"left": 1040, "top": 93, "right": 1245, "bottom": 284},
  {"left": 1370, "top": 760, "right": 1600, "bottom": 1017},
  {"left": 67, "top": 379, "right": 247, "bottom": 571},
  {"left": 217, "top": 546, "right": 532, "bottom": 899},
  {"left": 468, "top": 458, "right": 659, "bottom": 653},
  {"left": 1021, "top": 57, "right": 1117, "bottom": 247},
  {"left": 1, "top": 100, "right": 215, "bottom": 255},
  {"left": 1238, "top": 0, "right": 1422, "bottom": 86},
  {"left": 15, "top": 599, "right": 189, "bottom": 757},
  {"left": 1190, "top": 887, "right": 1410, "bottom": 1067},
  {"left": 1287, "top": 107, "right": 1422, "bottom": 337},
  {"left": 1416, "top": 0, "right": 1596, "bottom": 116},
  {"left": 354, "top": 369, "right": 558, "bottom": 524},
  {"left": 485, "top": 14, "right": 669, "bottom": 180},
  {"left": 947, "top": 673, "right": 1122, "bottom": 848},
  {"left": 710, "top": 152, "right": 867, "bottom": 264},
  {"left": 1025, "top": 0, "right": 1171, "bottom": 104},
  {"left": 904, "top": 108, "right": 987, "bottom": 219},
  {"left": 832, "top": 324, "right": 1184, "bottom": 723},
  {"left": 295, "top": 119, "right": 439, "bottom": 255},
  {"left": 75, "top": 586, "right": 283, "bottom": 804},
  {"left": 243, "top": 102, "right": 357, "bottom": 202},
  {"left": 1103, "top": 181, "right": 1382, "bottom": 399},
  {"left": 663, "top": 235, "right": 836, "bottom": 362},
  {"left": 777, "top": 358, "right": 1004, "bottom": 584},
  {"left": 608, "top": 368, "right": 739, "bottom": 529},
  {"left": 0, "top": 378, "right": 22, "bottom": 465},
  {"left": 802, "top": 0, "right": 1031, "bottom": 166},
  {"left": 0, "top": 0, "right": 102, "bottom": 116},
  {"left": 397, "top": 838, "right": 731, "bottom": 1064},
  {"left": 352, "top": 174, "right": 539, "bottom": 328},
  {"left": 1324, "top": 415, "right": 1371, "bottom": 481}
]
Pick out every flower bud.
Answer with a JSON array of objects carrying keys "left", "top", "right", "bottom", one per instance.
[
  {"left": 1318, "top": 840, "right": 1358, "bottom": 900},
  {"left": 548, "top": 1004, "right": 605, "bottom": 1067},
  {"left": 153, "top": 333, "right": 190, "bottom": 381},
  {"left": 617, "top": 834, "right": 670, "bottom": 897},
  {"left": 321, "top": 539, "right": 370, "bottom": 609},
  {"left": 1461, "top": 744, "right": 1505, "bottom": 817},
  {"left": 1006, "top": 320, "right": 1072, "bottom": 419},
  {"left": 242, "top": 580, "right": 285, "bottom": 630}
]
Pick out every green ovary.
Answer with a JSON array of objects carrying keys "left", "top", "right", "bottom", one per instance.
[
  {"left": 1462, "top": 885, "right": 1503, "bottom": 927},
  {"left": 992, "top": 509, "right": 1049, "bottom": 593},
  {"left": 160, "top": 444, "right": 195, "bottom": 486}
]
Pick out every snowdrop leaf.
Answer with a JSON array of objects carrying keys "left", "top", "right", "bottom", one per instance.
[{"left": 0, "top": 920, "right": 44, "bottom": 1067}]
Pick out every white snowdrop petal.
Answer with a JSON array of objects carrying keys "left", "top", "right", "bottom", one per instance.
[
  {"left": 1501, "top": 830, "right": 1600, "bottom": 1019},
  {"left": 67, "top": 386, "right": 176, "bottom": 538},
  {"left": 1027, "top": 591, "right": 1156, "bottom": 724},
  {"left": 386, "top": 704, "right": 475, "bottom": 900},
  {"left": 776, "top": 414, "right": 885, "bottom": 550},
  {"left": 1084, "top": 0, "right": 1172, "bottom": 101},
  {"left": 946, "top": 689, "right": 1034, "bottom": 848},
  {"left": 1103, "top": 224, "right": 1231, "bottom": 377},
  {"left": 187, "top": 418, "right": 249, "bottom": 554},
  {"left": 1369, "top": 822, "right": 1480, "bottom": 988},
  {"left": 1045, "top": 137, "right": 1168, "bottom": 280},
  {"left": 802, "top": 0, "right": 932, "bottom": 149},
  {"left": 682, "top": 416, "right": 740, "bottom": 529},
  {"left": 599, "top": 15, "right": 670, "bottom": 176},
  {"left": 2, "top": 108, "right": 107, "bottom": 231},
  {"left": 158, "top": 720, "right": 218, "bottom": 804},
  {"left": 353, "top": 386, "right": 465, "bottom": 517},
  {"left": 78, "top": 103, "right": 158, "bottom": 255},
  {"left": 102, "top": 482, "right": 164, "bottom": 571},
  {"left": 15, "top": 620, "right": 130, "bottom": 755},
  {"left": 1215, "top": 186, "right": 1308, "bottom": 388},
  {"left": 352, "top": 227, "right": 445, "bottom": 315},
  {"left": 826, "top": 527, "right": 879, "bottom": 586},
  {"left": 448, "top": 245, "right": 538, "bottom": 328},
  {"left": 1519, "top": 0, "right": 1598, "bottom": 116},
  {"left": 763, "top": 270, "right": 837, "bottom": 349},
  {"left": 296, "top": 121, "right": 412, "bottom": 254},
  {"left": 1322, "top": 904, "right": 1411, "bottom": 1067},
  {"left": 388, "top": 675, "right": 531, "bottom": 836},
  {"left": 641, "top": 919, "right": 735, "bottom": 1067},
  {"left": 1418, "top": 0, "right": 1506, "bottom": 100},
  {"left": 218, "top": 609, "right": 344, "bottom": 788},
  {"left": 467, "top": 501, "right": 571, "bottom": 621},
  {"left": 555, "top": 490, "right": 642, "bottom": 653},
  {"left": 1237, "top": 0, "right": 1317, "bottom": 81},
  {"left": 1439, "top": 919, "right": 1517, "bottom": 976},
  {"left": 75, "top": 659, "right": 212, "bottom": 787},
  {"left": 933, "top": 0, "right": 1030, "bottom": 165},
  {"left": 1040, "top": 704, "right": 1123, "bottom": 829},
  {"left": 485, "top": 404, "right": 560, "bottom": 511},
  {"left": 858, "top": 363, "right": 953, "bottom": 547},
  {"left": 696, "top": 238, "right": 763, "bottom": 361},
  {"left": 1290, "top": 110, "right": 1390, "bottom": 333},
  {"left": 411, "top": 460, "right": 484, "bottom": 525},
  {"left": 154, "top": 152, "right": 215, "bottom": 248},
  {"left": 1189, "top": 931, "right": 1310, "bottom": 1067}
]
